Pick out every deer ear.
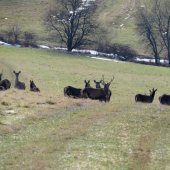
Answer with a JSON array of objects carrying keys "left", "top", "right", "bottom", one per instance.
[
  {"left": 94, "top": 80, "right": 96, "bottom": 83},
  {"left": 13, "top": 71, "right": 15, "bottom": 73},
  {"left": 88, "top": 80, "right": 90, "bottom": 83},
  {"left": 19, "top": 71, "right": 21, "bottom": 73},
  {"left": 84, "top": 80, "right": 87, "bottom": 83}
]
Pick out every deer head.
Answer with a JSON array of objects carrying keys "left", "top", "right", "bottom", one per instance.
[
  {"left": 84, "top": 80, "right": 91, "bottom": 87},
  {"left": 101, "top": 75, "right": 114, "bottom": 88},
  {"left": 94, "top": 80, "right": 102, "bottom": 88},
  {"left": 149, "top": 88, "right": 157, "bottom": 96}
]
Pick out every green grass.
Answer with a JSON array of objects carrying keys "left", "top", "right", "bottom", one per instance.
[
  {"left": 0, "top": 46, "right": 170, "bottom": 169},
  {"left": 0, "top": 0, "right": 152, "bottom": 55}
]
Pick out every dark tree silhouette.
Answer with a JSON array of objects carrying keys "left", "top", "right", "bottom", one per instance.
[
  {"left": 44, "top": 0, "right": 99, "bottom": 51},
  {"left": 135, "top": 3, "right": 164, "bottom": 65}
]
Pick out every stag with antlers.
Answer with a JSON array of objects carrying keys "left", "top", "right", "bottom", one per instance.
[{"left": 81, "top": 75, "right": 114, "bottom": 102}]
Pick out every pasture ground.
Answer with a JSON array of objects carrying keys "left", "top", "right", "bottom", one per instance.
[{"left": 0, "top": 46, "right": 170, "bottom": 169}]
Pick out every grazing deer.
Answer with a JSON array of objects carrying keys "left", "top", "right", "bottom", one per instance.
[
  {"left": 0, "top": 71, "right": 11, "bottom": 90},
  {"left": 13, "top": 71, "right": 26, "bottom": 90},
  {"left": 159, "top": 94, "right": 170, "bottom": 105},
  {"left": 81, "top": 76, "right": 114, "bottom": 102},
  {"left": 94, "top": 80, "right": 102, "bottom": 88},
  {"left": 135, "top": 88, "right": 157, "bottom": 103},
  {"left": 64, "top": 80, "right": 91, "bottom": 98},
  {"left": 30, "top": 80, "right": 40, "bottom": 92}
]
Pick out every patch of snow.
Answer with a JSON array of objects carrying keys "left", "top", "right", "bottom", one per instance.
[
  {"left": 120, "top": 24, "right": 124, "bottom": 27},
  {"left": 5, "top": 18, "right": 8, "bottom": 20},
  {"left": 38, "top": 45, "right": 50, "bottom": 49},
  {"left": 14, "top": 44, "right": 20, "bottom": 47},
  {"left": 125, "top": 14, "right": 130, "bottom": 20},
  {"left": 135, "top": 57, "right": 169, "bottom": 64},
  {"left": 4, "top": 43, "right": 12, "bottom": 46},
  {"left": 88, "top": 56, "right": 126, "bottom": 63},
  {"left": 53, "top": 47, "right": 67, "bottom": 50},
  {"left": 141, "top": 5, "right": 145, "bottom": 7},
  {"left": 0, "top": 41, "right": 4, "bottom": 45}
]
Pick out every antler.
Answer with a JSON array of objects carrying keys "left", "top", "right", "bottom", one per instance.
[
  {"left": 101, "top": 75, "right": 106, "bottom": 85},
  {"left": 108, "top": 76, "right": 114, "bottom": 85}
]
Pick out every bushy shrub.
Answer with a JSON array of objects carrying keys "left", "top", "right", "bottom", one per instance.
[
  {"left": 22, "top": 31, "right": 38, "bottom": 48},
  {"left": 96, "top": 41, "right": 138, "bottom": 61}
]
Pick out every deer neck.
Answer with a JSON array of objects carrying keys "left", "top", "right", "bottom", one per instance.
[
  {"left": 15, "top": 77, "right": 19, "bottom": 84},
  {"left": 104, "top": 87, "right": 109, "bottom": 93},
  {"left": 150, "top": 92, "right": 155, "bottom": 99}
]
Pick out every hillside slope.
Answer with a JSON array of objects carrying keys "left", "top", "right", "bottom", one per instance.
[{"left": 0, "top": 0, "right": 144, "bottom": 54}]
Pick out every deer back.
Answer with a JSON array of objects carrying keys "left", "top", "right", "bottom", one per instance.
[
  {"left": 159, "top": 94, "right": 170, "bottom": 105},
  {"left": 81, "top": 87, "right": 108, "bottom": 100},
  {"left": 135, "top": 88, "right": 157, "bottom": 103},
  {"left": 64, "top": 86, "right": 87, "bottom": 98},
  {"left": 15, "top": 81, "right": 26, "bottom": 90}
]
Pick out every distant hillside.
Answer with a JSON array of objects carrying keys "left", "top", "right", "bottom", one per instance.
[{"left": 0, "top": 0, "right": 146, "bottom": 55}]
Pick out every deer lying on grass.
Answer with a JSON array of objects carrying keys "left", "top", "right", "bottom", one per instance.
[
  {"left": 64, "top": 80, "right": 91, "bottom": 98},
  {"left": 159, "top": 94, "right": 170, "bottom": 105},
  {"left": 30, "top": 80, "right": 40, "bottom": 92},
  {"left": 13, "top": 71, "right": 26, "bottom": 90},
  {"left": 0, "top": 71, "right": 11, "bottom": 90},
  {"left": 135, "top": 88, "right": 157, "bottom": 103},
  {"left": 81, "top": 76, "right": 114, "bottom": 102}
]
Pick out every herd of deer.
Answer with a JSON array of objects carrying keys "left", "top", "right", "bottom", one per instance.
[
  {"left": 0, "top": 70, "right": 40, "bottom": 92},
  {"left": 64, "top": 75, "right": 170, "bottom": 105},
  {"left": 0, "top": 71, "right": 170, "bottom": 105},
  {"left": 64, "top": 75, "right": 113, "bottom": 102}
]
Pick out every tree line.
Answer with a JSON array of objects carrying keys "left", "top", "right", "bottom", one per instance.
[
  {"left": 1, "top": 0, "right": 170, "bottom": 66},
  {"left": 135, "top": 0, "right": 170, "bottom": 66}
]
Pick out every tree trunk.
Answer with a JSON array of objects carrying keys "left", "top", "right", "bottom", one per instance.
[{"left": 168, "top": 46, "right": 170, "bottom": 67}]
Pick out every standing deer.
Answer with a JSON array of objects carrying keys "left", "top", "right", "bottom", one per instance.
[
  {"left": 81, "top": 76, "right": 114, "bottom": 102},
  {"left": 159, "top": 94, "right": 170, "bottom": 105},
  {"left": 135, "top": 88, "right": 157, "bottom": 103},
  {"left": 0, "top": 71, "right": 11, "bottom": 90},
  {"left": 13, "top": 71, "right": 26, "bottom": 90},
  {"left": 94, "top": 79, "right": 102, "bottom": 88},
  {"left": 30, "top": 80, "right": 40, "bottom": 92},
  {"left": 64, "top": 80, "right": 91, "bottom": 98}
]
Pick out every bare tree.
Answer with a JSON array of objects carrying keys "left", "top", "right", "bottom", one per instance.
[
  {"left": 151, "top": 0, "right": 170, "bottom": 66},
  {"left": 44, "top": 0, "right": 99, "bottom": 51},
  {"left": 135, "top": 3, "right": 164, "bottom": 65},
  {"left": 3, "top": 25, "right": 22, "bottom": 44}
]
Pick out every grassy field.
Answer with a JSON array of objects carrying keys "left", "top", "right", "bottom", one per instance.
[
  {"left": 0, "top": 45, "right": 170, "bottom": 169},
  {"left": 0, "top": 0, "right": 149, "bottom": 55}
]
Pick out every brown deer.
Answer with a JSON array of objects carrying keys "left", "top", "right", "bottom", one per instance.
[
  {"left": 64, "top": 80, "right": 91, "bottom": 98},
  {"left": 0, "top": 71, "right": 11, "bottom": 90},
  {"left": 13, "top": 71, "right": 26, "bottom": 90},
  {"left": 94, "top": 79, "right": 102, "bottom": 88},
  {"left": 135, "top": 88, "right": 157, "bottom": 103},
  {"left": 30, "top": 80, "right": 40, "bottom": 92},
  {"left": 81, "top": 76, "right": 114, "bottom": 102},
  {"left": 159, "top": 94, "right": 170, "bottom": 105}
]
